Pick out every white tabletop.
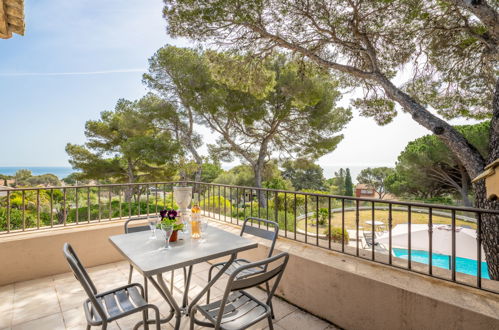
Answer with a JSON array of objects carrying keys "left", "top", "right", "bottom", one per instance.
[{"left": 109, "top": 226, "right": 258, "bottom": 276}]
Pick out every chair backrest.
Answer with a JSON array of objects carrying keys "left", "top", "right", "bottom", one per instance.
[
  {"left": 63, "top": 243, "right": 107, "bottom": 321},
  {"left": 215, "top": 252, "right": 289, "bottom": 327},
  {"left": 124, "top": 218, "right": 150, "bottom": 234},
  {"left": 240, "top": 217, "right": 279, "bottom": 258},
  {"left": 363, "top": 232, "right": 378, "bottom": 247}
]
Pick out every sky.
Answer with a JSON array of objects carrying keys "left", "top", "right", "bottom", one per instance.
[{"left": 0, "top": 0, "right": 478, "bottom": 175}]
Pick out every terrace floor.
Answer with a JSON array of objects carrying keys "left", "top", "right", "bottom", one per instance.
[{"left": 0, "top": 259, "right": 339, "bottom": 330}]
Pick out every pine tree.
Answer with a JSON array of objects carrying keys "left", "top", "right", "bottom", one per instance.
[{"left": 345, "top": 168, "right": 353, "bottom": 196}]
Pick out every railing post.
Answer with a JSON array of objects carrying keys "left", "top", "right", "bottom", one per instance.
[
  {"left": 341, "top": 199, "right": 345, "bottom": 253},
  {"left": 476, "top": 212, "right": 482, "bottom": 289},
  {"left": 98, "top": 186, "right": 101, "bottom": 222},
  {"left": 355, "top": 199, "right": 359, "bottom": 257},
  {"left": 371, "top": 201, "right": 375, "bottom": 260},
  {"left": 305, "top": 195, "right": 308, "bottom": 244},
  {"left": 316, "top": 195, "right": 319, "bottom": 246},
  {"left": 274, "top": 191, "right": 278, "bottom": 232},
  {"left": 36, "top": 190, "right": 40, "bottom": 229},
  {"left": 109, "top": 188, "right": 112, "bottom": 221},
  {"left": 22, "top": 190, "right": 25, "bottom": 231},
  {"left": 451, "top": 209, "right": 456, "bottom": 281},
  {"left": 86, "top": 188, "right": 90, "bottom": 223},
  {"left": 6, "top": 191, "right": 10, "bottom": 233},
  {"left": 284, "top": 192, "right": 288, "bottom": 238},
  {"left": 75, "top": 187, "right": 79, "bottom": 224},
  {"left": 408, "top": 205, "right": 412, "bottom": 270},
  {"left": 328, "top": 197, "right": 331, "bottom": 250},
  {"left": 428, "top": 207, "right": 433, "bottom": 275},
  {"left": 388, "top": 203, "right": 393, "bottom": 265},
  {"left": 63, "top": 188, "right": 67, "bottom": 226}
]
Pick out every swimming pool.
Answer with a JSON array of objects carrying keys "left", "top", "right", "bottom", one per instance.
[{"left": 392, "top": 248, "right": 490, "bottom": 279}]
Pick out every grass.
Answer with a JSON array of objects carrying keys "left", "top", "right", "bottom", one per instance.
[{"left": 297, "top": 209, "right": 477, "bottom": 233}]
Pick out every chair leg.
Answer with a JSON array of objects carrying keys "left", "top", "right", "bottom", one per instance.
[
  {"left": 128, "top": 264, "right": 134, "bottom": 284},
  {"left": 86, "top": 325, "right": 91, "bottom": 330},
  {"left": 153, "top": 307, "right": 161, "bottom": 330},
  {"left": 265, "top": 282, "right": 275, "bottom": 319},
  {"left": 101, "top": 322, "right": 107, "bottom": 330},
  {"left": 206, "top": 266, "right": 215, "bottom": 304},
  {"left": 267, "top": 315, "right": 274, "bottom": 330},
  {"left": 142, "top": 309, "right": 150, "bottom": 330},
  {"left": 189, "top": 309, "right": 196, "bottom": 330}
]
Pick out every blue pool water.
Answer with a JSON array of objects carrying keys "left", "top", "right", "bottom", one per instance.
[{"left": 392, "top": 248, "right": 490, "bottom": 279}]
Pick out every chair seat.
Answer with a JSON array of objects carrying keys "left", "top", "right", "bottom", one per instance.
[
  {"left": 194, "top": 291, "right": 271, "bottom": 330},
  {"left": 213, "top": 259, "right": 265, "bottom": 278},
  {"left": 84, "top": 285, "right": 149, "bottom": 324}
]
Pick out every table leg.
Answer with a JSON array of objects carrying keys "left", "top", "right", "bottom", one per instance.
[
  {"left": 143, "top": 277, "right": 149, "bottom": 330},
  {"left": 182, "top": 266, "right": 193, "bottom": 309},
  {"left": 156, "top": 274, "right": 183, "bottom": 330},
  {"left": 133, "top": 275, "right": 176, "bottom": 330},
  {"left": 187, "top": 253, "right": 236, "bottom": 315}
]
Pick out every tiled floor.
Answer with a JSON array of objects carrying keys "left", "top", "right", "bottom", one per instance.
[{"left": 0, "top": 260, "right": 338, "bottom": 329}]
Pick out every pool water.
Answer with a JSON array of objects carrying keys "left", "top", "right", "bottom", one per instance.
[{"left": 392, "top": 248, "right": 490, "bottom": 279}]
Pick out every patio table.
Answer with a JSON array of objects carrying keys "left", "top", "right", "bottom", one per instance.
[{"left": 109, "top": 225, "right": 258, "bottom": 330}]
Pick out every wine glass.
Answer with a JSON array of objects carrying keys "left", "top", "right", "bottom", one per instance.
[
  {"left": 148, "top": 217, "right": 159, "bottom": 239},
  {"left": 160, "top": 223, "right": 174, "bottom": 249},
  {"left": 199, "top": 219, "right": 208, "bottom": 242}
]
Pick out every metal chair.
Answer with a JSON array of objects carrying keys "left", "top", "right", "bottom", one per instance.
[
  {"left": 207, "top": 217, "right": 279, "bottom": 316},
  {"left": 124, "top": 218, "right": 150, "bottom": 283},
  {"left": 63, "top": 243, "right": 161, "bottom": 330},
  {"left": 190, "top": 252, "right": 289, "bottom": 330}
]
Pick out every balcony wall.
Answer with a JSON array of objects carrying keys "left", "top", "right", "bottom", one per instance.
[{"left": 0, "top": 219, "right": 498, "bottom": 330}]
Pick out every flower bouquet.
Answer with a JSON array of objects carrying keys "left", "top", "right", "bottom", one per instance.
[{"left": 158, "top": 208, "right": 184, "bottom": 242}]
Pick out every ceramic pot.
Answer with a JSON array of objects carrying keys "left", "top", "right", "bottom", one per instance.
[{"left": 169, "top": 230, "right": 179, "bottom": 242}]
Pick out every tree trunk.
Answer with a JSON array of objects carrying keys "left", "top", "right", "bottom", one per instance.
[
  {"left": 125, "top": 161, "right": 135, "bottom": 203},
  {"left": 254, "top": 162, "right": 267, "bottom": 209},
  {"left": 474, "top": 181, "right": 499, "bottom": 280},
  {"left": 457, "top": 164, "right": 472, "bottom": 207},
  {"left": 474, "top": 77, "right": 499, "bottom": 280},
  {"left": 375, "top": 74, "right": 485, "bottom": 178}
]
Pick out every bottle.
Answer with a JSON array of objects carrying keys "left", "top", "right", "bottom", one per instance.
[{"left": 191, "top": 203, "right": 201, "bottom": 238}]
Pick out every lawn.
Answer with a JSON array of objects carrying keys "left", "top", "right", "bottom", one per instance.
[{"left": 297, "top": 209, "right": 477, "bottom": 234}]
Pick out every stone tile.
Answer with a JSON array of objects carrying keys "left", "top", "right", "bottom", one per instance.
[
  {"left": 13, "top": 277, "right": 54, "bottom": 295},
  {"left": 55, "top": 282, "right": 87, "bottom": 312},
  {"left": 270, "top": 298, "right": 298, "bottom": 321},
  {"left": 12, "top": 287, "right": 60, "bottom": 326},
  {"left": 62, "top": 306, "right": 120, "bottom": 330},
  {"left": 11, "top": 313, "right": 65, "bottom": 330},
  {"left": 115, "top": 312, "right": 148, "bottom": 330},
  {"left": 192, "top": 262, "right": 211, "bottom": 274},
  {"left": 275, "top": 309, "right": 331, "bottom": 330},
  {"left": 52, "top": 273, "right": 74, "bottom": 286},
  {"left": 0, "top": 309, "right": 12, "bottom": 329},
  {"left": 0, "top": 284, "right": 14, "bottom": 328}
]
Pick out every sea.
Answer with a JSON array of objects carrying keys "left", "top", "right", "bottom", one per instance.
[
  {"left": 0, "top": 167, "right": 74, "bottom": 179},
  {"left": 0, "top": 165, "right": 370, "bottom": 181}
]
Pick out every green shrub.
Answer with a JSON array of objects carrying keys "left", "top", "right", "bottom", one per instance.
[
  {"left": 200, "top": 196, "right": 232, "bottom": 210},
  {"left": 324, "top": 227, "right": 349, "bottom": 242},
  {"left": 314, "top": 207, "right": 329, "bottom": 225}
]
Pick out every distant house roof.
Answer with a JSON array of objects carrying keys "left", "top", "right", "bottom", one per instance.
[
  {"left": 0, "top": 0, "right": 25, "bottom": 39},
  {"left": 355, "top": 183, "right": 373, "bottom": 190}
]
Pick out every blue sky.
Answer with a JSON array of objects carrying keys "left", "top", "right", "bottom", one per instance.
[
  {"left": 0, "top": 0, "right": 188, "bottom": 166},
  {"left": 0, "top": 0, "right": 478, "bottom": 171}
]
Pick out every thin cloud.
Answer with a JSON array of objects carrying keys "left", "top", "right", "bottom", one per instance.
[{"left": 0, "top": 68, "right": 146, "bottom": 76}]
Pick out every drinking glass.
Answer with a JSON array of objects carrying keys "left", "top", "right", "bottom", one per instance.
[
  {"left": 148, "top": 217, "right": 159, "bottom": 239},
  {"left": 160, "top": 223, "right": 174, "bottom": 249},
  {"left": 199, "top": 219, "right": 208, "bottom": 242},
  {"left": 181, "top": 214, "right": 190, "bottom": 234}
]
